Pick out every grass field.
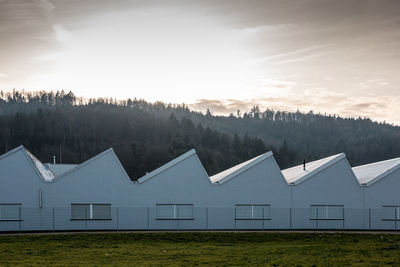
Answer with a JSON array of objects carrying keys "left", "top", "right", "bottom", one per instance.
[{"left": 0, "top": 232, "right": 399, "bottom": 266}]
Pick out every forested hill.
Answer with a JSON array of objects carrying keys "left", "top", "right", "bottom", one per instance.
[{"left": 1, "top": 90, "right": 400, "bottom": 179}]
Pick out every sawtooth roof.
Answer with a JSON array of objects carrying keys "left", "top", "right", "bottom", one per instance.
[
  {"left": 0, "top": 145, "right": 56, "bottom": 182},
  {"left": 53, "top": 148, "right": 132, "bottom": 182},
  {"left": 282, "top": 153, "right": 346, "bottom": 185},
  {"left": 352, "top": 157, "right": 400, "bottom": 186},
  {"left": 45, "top": 164, "right": 78, "bottom": 176},
  {"left": 137, "top": 149, "right": 199, "bottom": 183},
  {"left": 210, "top": 151, "right": 273, "bottom": 184}
]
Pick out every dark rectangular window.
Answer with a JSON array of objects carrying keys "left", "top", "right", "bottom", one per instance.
[
  {"left": 235, "top": 204, "right": 271, "bottom": 219},
  {"left": 71, "top": 204, "right": 111, "bottom": 220},
  {"left": 156, "top": 204, "right": 193, "bottom": 219},
  {"left": 92, "top": 204, "right": 111, "bottom": 220},
  {"left": 0, "top": 204, "right": 21, "bottom": 220},
  {"left": 382, "top": 206, "right": 400, "bottom": 220},
  {"left": 71, "top": 204, "right": 90, "bottom": 220},
  {"left": 310, "top": 205, "right": 344, "bottom": 220}
]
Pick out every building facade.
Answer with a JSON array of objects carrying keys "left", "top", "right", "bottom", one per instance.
[{"left": 0, "top": 145, "right": 399, "bottom": 231}]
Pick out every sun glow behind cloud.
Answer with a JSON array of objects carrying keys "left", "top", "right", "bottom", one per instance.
[
  {"left": 1, "top": 0, "right": 400, "bottom": 124},
  {"left": 30, "top": 7, "right": 263, "bottom": 102}
]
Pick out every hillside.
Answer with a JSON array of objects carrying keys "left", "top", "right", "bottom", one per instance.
[{"left": 1, "top": 90, "right": 400, "bottom": 179}]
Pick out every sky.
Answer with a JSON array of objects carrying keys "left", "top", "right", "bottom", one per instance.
[{"left": 1, "top": 0, "right": 400, "bottom": 124}]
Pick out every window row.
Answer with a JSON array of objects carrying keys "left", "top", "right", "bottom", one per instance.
[
  {"left": 70, "top": 204, "right": 344, "bottom": 220},
  {"left": 2, "top": 204, "right": 400, "bottom": 221}
]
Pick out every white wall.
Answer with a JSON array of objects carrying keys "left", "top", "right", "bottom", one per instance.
[
  {"left": 364, "top": 168, "right": 400, "bottom": 229},
  {"left": 291, "top": 158, "right": 364, "bottom": 229}
]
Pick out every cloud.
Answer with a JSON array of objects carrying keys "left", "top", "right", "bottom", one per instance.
[
  {"left": 352, "top": 102, "right": 386, "bottom": 109},
  {"left": 252, "top": 44, "right": 333, "bottom": 64},
  {"left": 189, "top": 92, "right": 400, "bottom": 125},
  {"left": 39, "top": 0, "right": 55, "bottom": 14},
  {"left": 252, "top": 78, "right": 296, "bottom": 88},
  {"left": 191, "top": 99, "right": 254, "bottom": 114},
  {"left": 275, "top": 52, "right": 332, "bottom": 65},
  {"left": 197, "top": 0, "right": 400, "bottom": 29},
  {"left": 358, "top": 79, "right": 390, "bottom": 89},
  {"left": 52, "top": 24, "right": 73, "bottom": 43},
  {"left": 1, "top": 0, "right": 400, "bottom": 125}
]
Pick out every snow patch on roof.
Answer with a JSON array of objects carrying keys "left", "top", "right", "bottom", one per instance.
[
  {"left": 26, "top": 150, "right": 56, "bottom": 181},
  {"left": 282, "top": 153, "right": 345, "bottom": 185},
  {"left": 210, "top": 151, "right": 273, "bottom": 184},
  {"left": 352, "top": 157, "right": 400, "bottom": 185}
]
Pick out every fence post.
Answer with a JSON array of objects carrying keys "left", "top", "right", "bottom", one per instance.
[
  {"left": 262, "top": 207, "right": 265, "bottom": 231},
  {"left": 85, "top": 207, "right": 88, "bottom": 232},
  {"left": 234, "top": 208, "right": 237, "bottom": 231},
  {"left": 18, "top": 206, "right": 22, "bottom": 233},
  {"left": 342, "top": 208, "right": 345, "bottom": 231},
  {"left": 206, "top": 207, "right": 208, "bottom": 230},
  {"left": 289, "top": 207, "right": 292, "bottom": 231},
  {"left": 147, "top": 207, "right": 150, "bottom": 230},
  {"left": 116, "top": 207, "right": 119, "bottom": 231},
  {"left": 316, "top": 208, "right": 319, "bottom": 231},
  {"left": 369, "top": 208, "right": 371, "bottom": 230},
  {"left": 395, "top": 208, "right": 397, "bottom": 231},
  {"left": 52, "top": 207, "right": 55, "bottom": 232}
]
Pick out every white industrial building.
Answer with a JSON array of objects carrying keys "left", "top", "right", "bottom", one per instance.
[
  {"left": 353, "top": 158, "right": 400, "bottom": 229},
  {"left": 0, "top": 145, "right": 399, "bottom": 231}
]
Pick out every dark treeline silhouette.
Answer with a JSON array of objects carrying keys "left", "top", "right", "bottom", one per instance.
[
  {"left": 197, "top": 106, "right": 400, "bottom": 168},
  {"left": 1, "top": 90, "right": 400, "bottom": 179},
  {"left": 0, "top": 90, "right": 272, "bottom": 179}
]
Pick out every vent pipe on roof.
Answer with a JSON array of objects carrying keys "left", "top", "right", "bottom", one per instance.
[
  {"left": 303, "top": 159, "right": 306, "bottom": 171},
  {"left": 53, "top": 155, "right": 56, "bottom": 164}
]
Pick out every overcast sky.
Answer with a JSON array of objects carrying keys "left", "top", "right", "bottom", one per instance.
[{"left": 1, "top": 0, "right": 400, "bottom": 124}]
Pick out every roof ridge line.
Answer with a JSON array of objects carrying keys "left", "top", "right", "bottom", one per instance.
[
  {"left": 288, "top": 153, "right": 346, "bottom": 185},
  {"left": 211, "top": 151, "right": 274, "bottom": 184},
  {"left": 52, "top": 148, "right": 114, "bottom": 181},
  {"left": 137, "top": 149, "right": 196, "bottom": 183},
  {"left": 353, "top": 157, "right": 400, "bottom": 170},
  {"left": 364, "top": 161, "right": 400, "bottom": 186},
  {"left": 0, "top": 145, "right": 24, "bottom": 161}
]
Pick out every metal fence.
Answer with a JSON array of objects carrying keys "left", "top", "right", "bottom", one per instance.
[{"left": 0, "top": 207, "right": 399, "bottom": 232}]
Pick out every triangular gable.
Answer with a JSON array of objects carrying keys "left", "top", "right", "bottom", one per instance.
[
  {"left": 52, "top": 148, "right": 132, "bottom": 182},
  {"left": 138, "top": 149, "right": 206, "bottom": 183},
  {"left": 352, "top": 157, "right": 400, "bottom": 186},
  {"left": 210, "top": 151, "right": 274, "bottom": 184},
  {"left": 282, "top": 153, "right": 346, "bottom": 185},
  {"left": 0, "top": 145, "right": 24, "bottom": 161},
  {"left": 0, "top": 145, "right": 56, "bottom": 182}
]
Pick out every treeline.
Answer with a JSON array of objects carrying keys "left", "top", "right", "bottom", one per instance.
[
  {"left": 1, "top": 90, "right": 400, "bottom": 177},
  {"left": 195, "top": 106, "right": 400, "bottom": 167},
  {"left": 0, "top": 90, "right": 282, "bottom": 179}
]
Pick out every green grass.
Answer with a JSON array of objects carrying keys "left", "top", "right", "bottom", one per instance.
[{"left": 0, "top": 232, "right": 399, "bottom": 266}]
